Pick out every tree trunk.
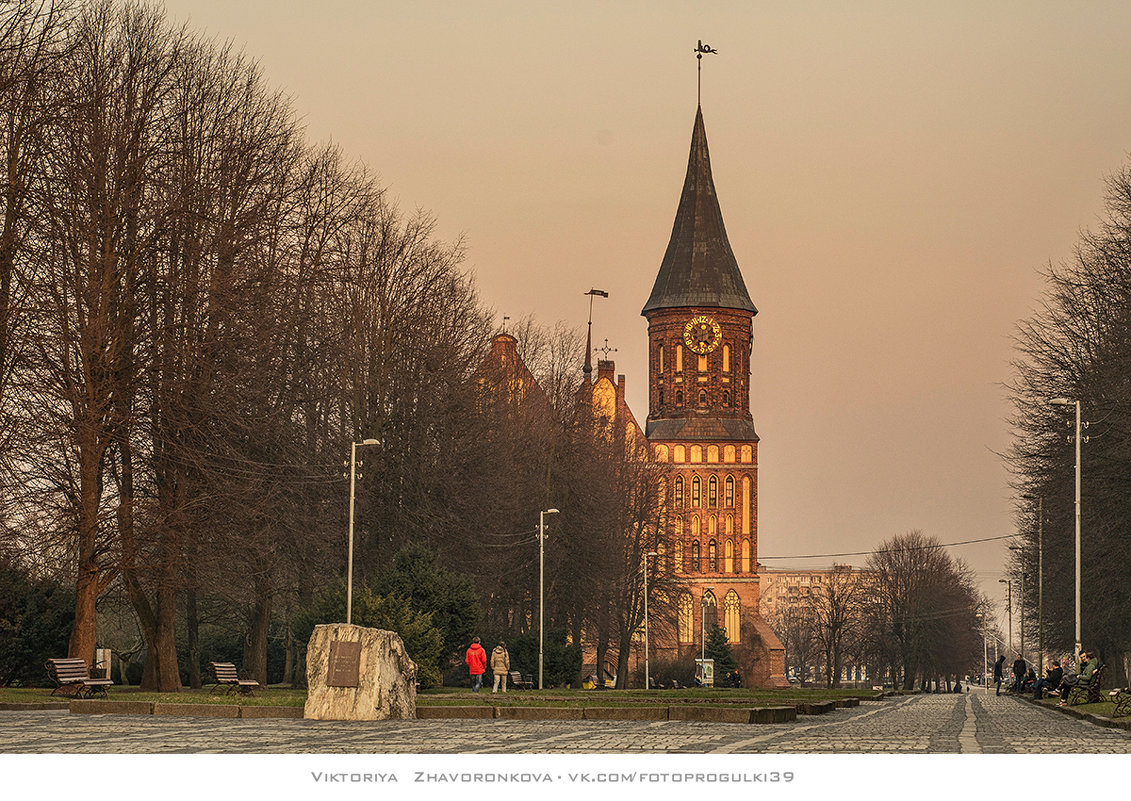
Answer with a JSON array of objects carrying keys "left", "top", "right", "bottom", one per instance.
[
  {"left": 244, "top": 581, "right": 272, "bottom": 686},
  {"left": 187, "top": 589, "right": 201, "bottom": 689}
]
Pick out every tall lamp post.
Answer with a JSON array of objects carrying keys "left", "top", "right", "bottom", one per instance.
[
  {"left": 643, "top": 551, "right": 658, "bottom": 690},
  {"left": 998, "top": 579, "right": 1013, "bottom": 654},
  {"left": 1009, "top": 544, "right": 1028, "bottom": 666},
  {"left": 1050, "top": 397, "right": 1083, "bottom": 670},
  {"left": 976, "top": 613, "right": 988, "bottom": 694},
  {"left": 347, "top": 438, "right": 380, "bottom": 625},
  {"left": 538, "top": 508, "right": 560, "bottom": 690}
]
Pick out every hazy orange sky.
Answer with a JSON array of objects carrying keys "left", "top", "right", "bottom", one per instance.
[{"left": 161, "top": 1, "right": 1131, "bottom": 633}]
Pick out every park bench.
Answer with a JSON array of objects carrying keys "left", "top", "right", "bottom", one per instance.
[
  {"left": 1108, "top": 687, "right": 1131, "bottom": 717},
  {"left": 1065, "top": 663, "right": 1107, "bottom": 706},
  {"left": 208, "top": 662, "right": 260, "bottom": 696},
  {"left": 508, "top": 671, "right": 534, "bottom": 690},
  {"left": 45, "top": 658, "right": 113, "bottom": 698}
]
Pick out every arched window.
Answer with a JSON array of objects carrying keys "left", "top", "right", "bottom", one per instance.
[
  {"left": 702, "top": 590, "right": 718, "bottom": 631},
  {"left": 678, "top": 594, "right": 694, "bottom": 642},
  {"left": 674, "top": 541, "right": 684, "bottom": 572},
  {"left": 676, "top": 344, "right": 683, "bottom": 373},
  {"left": 722, "top": 390, "right": 730, "bottom": 406},
  {"left": 655, "top": 444, "right": 669, "bottom": 462},
  {"left": 691, "top": 541, "right": 700, "bottom": 571},
  {"left": 725, "top": 475, "right": 735, "bottom": 507},
  {"left": 708, "top": 539, "right": 717, "bottom": 571},
  {"left": 723, "top": 344, "right": 731, "bottom": 372},
  {"left": 698, "top": 389, "right": 707, "bottom": 406},
  {"left": 707, "top": 445, "right": 719, "bottom": 463},
  {"left": 723, "top": 445, "right": 736, "bottom": 463},
  {"left": 674, "top": 476, "right": 684, "bottom": 507},
  {"left": 691, "top": 515, "right": 700, "bottom": 536},
  {"left": 708, "top": 515, "right": 717, "bottom": 535},
  {"left": 658, "top": 389, "right": 664, "bottom": 406},
  {"left": 676, "top": 389, "right": 684, "bottom": 405},
  {"left": 674, "top": 517, "right": 683, "bottom": 536},
  {"left": 724, "top": 590, "right": 740, "bottom": 642},
  {"left": 674, "top": 445, "right": 686, "bottom": 463},
  {"left": 658, "top": 343, "right": 664, "bottom": 372},
  {"left": 724, "top": 539, "right": 734, "bottom": 573},
  {"left": 741, "top": 445, "right": 753, "bottom": 463},
  {"left": 708, "top": 476, "right": 718, "bottom": 507},
  {"left": 690, "top": 444, "right": 703, "bottom": 463},
  {"left": 741, "top": 538, "right": 751, "bottom": 573},
  {"left": 725, "top": 514, "right": 734, "bottom": 535},
  {"left": 698, "top": 354, "right": 707, "bottom": 372},
  {"left": 691, "top": 476, "right": 701, "bottom": 507}
]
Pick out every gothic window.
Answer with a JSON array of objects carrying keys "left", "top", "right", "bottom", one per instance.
[
  {"left": 707, "top": 445, "right": 719, "bottom": 463},
  {"left": 724, "top": 539, "right": 733, "bottom": 573},
  {"left": 724, "top": 590, "right": 740, "bottom": 642},
  {"left": 690, "top": 444, "right": 702, "bottom": 463},
  {"left": 723, "top": 344, "right": 731, "bottom": 372},
  {"left": 658, "top": 389, "right": 664, "bottom": 406},
  {"left": 674, "top": 541, "right": 683, "bottom": 572},
  {"left": 691, "top": 515, "right": 700, "bottom": 536},
  {"left": 741, "top": 445, "right": 753, "bottom": 463},
  {"left": 723, "top": 445, "right": 736, "bottom": 463},
  {"left": 741, "top": 538, "right": 751, "bottom": 573},
  {"left": 691, "top": 541, "right": 700, "bottom": 571},
  {"left": 674, "top": 445, "right": 686, "bottom": 462},
  {"left": 658, "top": 343, "right": 664, "bottom": 372},
  {"left": 703, "top": 590, "right": 718, "bottom": 631},
  {"left": 725, "top": 475, "right": 735, "bottom": 507},
  {"left": 676, "top": 389, "right": 684, "bottom": 405},
  {"left": 725, "top": 514, "right": 734, "bottom": 535},
  {"left": 708, "top": 476, "right": 718, "bottom": 507},
  {"left": 674, "top": 517, "right": 683, "bottom": 536},
  {"left": 655, "top": 444, "right": 668, "bottom": 462},
  {"left": 722, "top": 390, "right": 730, "bottom": 406},
  {"left": 698, "top": 354, "right": 707, "bottom": 372},
  {"left": 708, "top": 515, "right": 717, "bottom": 535},
  {"left": 678, "top": 594, "right": 694, "bottom": 642},
  {"left": 708, "top": 539, "right": 717, "bottom": 571},
  {"left": 698, "top": 389, "right": 707, "bottom": 406},
  {"left": 691, "top": 476, "right": 701, "bottom": 507},
  {"left": 674, "top": 476, "right": 684, "bottom": 507},
  {"left": 676, "top": 344, "right": 683, "bottom": 373}
]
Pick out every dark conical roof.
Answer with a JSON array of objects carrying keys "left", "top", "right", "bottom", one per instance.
[{"left": 641, "top": 106, "right": 757, "bottom": 315}]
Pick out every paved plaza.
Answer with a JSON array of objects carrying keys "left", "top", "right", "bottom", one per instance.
[{"left": 2, "top": 692, "right": 1129, "bottom": 754}]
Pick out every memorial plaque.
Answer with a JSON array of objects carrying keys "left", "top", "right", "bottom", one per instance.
[{"left": 327, "top": 640, "right": 362, "bottom": 688}]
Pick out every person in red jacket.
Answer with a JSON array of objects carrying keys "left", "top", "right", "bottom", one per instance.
[{"left": 465, "top": 637, "right": 487, "bottom": 692}]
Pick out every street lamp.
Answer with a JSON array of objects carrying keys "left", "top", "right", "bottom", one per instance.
[
  {"left": 642, "top": 551, "right": 658, "bottom": 690},
  {"left": 347, "top": 438, "right": 380, "bottom": 625},
  {"left": 1050, "top": 397, "right": 1083, "bottom": 670},
  {"left": 538, "top": 508, "right": 560, "bottom": 690},
  {"left": 998, "top": 579, "right": 1012, "bottom": 654},
  {"left": 976, "top": 613, "right": 988, "bottom": 694},
  {"left": 1010, "top": 545, "right": 1027, "bottom": 665},
  {"left": 701, "top": 587, "right": 713, "bottom": 663}
]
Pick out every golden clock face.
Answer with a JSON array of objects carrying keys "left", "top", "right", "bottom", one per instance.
[{"left": 683, "top": 315, "right": 722, "bottom": 354}]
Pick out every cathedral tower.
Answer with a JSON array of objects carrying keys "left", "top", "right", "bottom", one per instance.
[{"left": 643, "top": 105, "right": 787, "bottom": 688}]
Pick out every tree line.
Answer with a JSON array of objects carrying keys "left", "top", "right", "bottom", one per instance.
[{"left": 0, "top": 0, "right": 671, "bottom": 690}]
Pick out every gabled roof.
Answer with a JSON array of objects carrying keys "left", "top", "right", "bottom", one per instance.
[{"left": 642, "top": 105, "right": 757, "bottom": 316}]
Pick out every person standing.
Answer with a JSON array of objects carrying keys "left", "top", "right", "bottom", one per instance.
[
  {"left": 993, "top": 654, "right": 1006, "bottom": 696},
  {"left": 465, "top": 637, "right": 487, "bottom": 693},
  {"left": 490, "top": 641, "right": 510, "bottom": 693},
  {"left": 1011, "top": 654, "right": 1026, "bottom": 693}
]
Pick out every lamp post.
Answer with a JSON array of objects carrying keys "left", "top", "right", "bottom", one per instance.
[
  {"left": 998, "top": 579, "right": 1012, "bottom": 654},
  {"left": 1009, "top": 544, "right": 1028, "bottom": 666},
  {"left": 976, "top": 613, "right": 988, "bottom": 694},
  {"left": 643, "top": 551, "right": 658, "bottom": 690},
  {"left": 701, "top": 587, "right": 713, "bottom": 663},
  {"left": 347, "top": 438, "right": 380, "bottom": 625},
  {"left": 538, "top": 508, "right": 559, "bottom": 690},
  {"left": 1051, "top": 397, "right": 1082, "bottom": 670}
]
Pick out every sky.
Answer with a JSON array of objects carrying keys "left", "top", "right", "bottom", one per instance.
[{"left": 159, "top": 0, "right": 1131, "bottom": 634}]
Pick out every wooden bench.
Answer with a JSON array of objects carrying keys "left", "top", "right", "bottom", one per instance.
[
  {"left": 1065, "top": 663, "right": 1106, "bottom": 706},
  {"left": 208, "top": 662, "right": 260, "bottom": 695},
  {"left": 508, "top": 671, "right": 534, "bottom": 690},
  {"left": 1108, "top": 687, "right": 1131, "bottom": 717},
  {"left": 45, "top": 658, "right": 113, "bottom": 698}
]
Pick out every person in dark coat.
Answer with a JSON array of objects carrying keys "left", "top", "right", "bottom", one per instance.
[
  {"left": 993, "top": 655, "right": 1006, "bottom": 696},
  {"left": 1011, "top": 655, "right": 1027, "bottom": 692},
  {"left": 1033, "top": 658, "right": 1063, "bottom": 700}
]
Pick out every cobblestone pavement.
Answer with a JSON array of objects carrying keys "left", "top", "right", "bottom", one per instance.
[{"left": 2, "top": 692, "right": 1129, "bottom": 754}]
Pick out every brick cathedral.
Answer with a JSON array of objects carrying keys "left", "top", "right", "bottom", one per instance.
[{"left": 637, "top": 103, "right": 787, "bottom": 688}]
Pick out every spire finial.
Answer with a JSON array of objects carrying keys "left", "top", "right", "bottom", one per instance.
[
  {"left": 694, "top": 40, "right": 718, "bottom": 105},
  {"left": 583, "top": 289, "right": 608, "bottom": 376}
]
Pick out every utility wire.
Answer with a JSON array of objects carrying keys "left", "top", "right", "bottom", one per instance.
[{"left": 759, "top": 534, "right": 1013, "bottom": 561}]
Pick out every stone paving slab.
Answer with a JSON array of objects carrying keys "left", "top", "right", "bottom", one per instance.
[{"left": 2, "top": 693, "right": 1130, "bottom": 754}]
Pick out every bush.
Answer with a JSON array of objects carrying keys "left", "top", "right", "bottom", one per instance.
[
  {"left": 635, "top": 652, "right": 697, "bottom": 688},
  {"left": 293, "top": 581, "right": 445, "bottom": 688},
  {"left": 501, "top": 628, "right": 581, "bottom": 688},
  {"left": 0, "top": 561, "right": 74, "bottom": 686}
]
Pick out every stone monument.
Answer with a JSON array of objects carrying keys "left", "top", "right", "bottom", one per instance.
[{"left": 304, "top": 623, "right": 417, "bottom": 721}]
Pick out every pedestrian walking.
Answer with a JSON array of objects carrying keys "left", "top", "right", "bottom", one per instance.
[
  {"left": 490, "top": 641, "right": 510, "bottom": 693},
  {"left": 1011, "top": 654, "right": 1026, "bottom": 693},
  {"left": 465, "top": 637, "right": 487, "bottom": 693},
  {"left": 993, "top": 654, "right": 1005, "bottom": 695}
]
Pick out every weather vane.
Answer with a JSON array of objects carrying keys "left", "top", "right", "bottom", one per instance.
[{"left": 694, "top": 39, "right": 718, "bottom": 105}]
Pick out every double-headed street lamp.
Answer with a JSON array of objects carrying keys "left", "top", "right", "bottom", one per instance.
[
  {"left": 538, "top": 508, "right": 559, "bottom": 690},
  {"left": 1050, "top": 397, "right": 1083, "bottom": 670},
  {"left": 642, "top": 551, "right": 658, "bottom": 690},
  {"left": 347, "top": 438, "right": 380, "bottom": 625}
]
